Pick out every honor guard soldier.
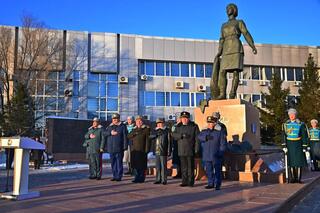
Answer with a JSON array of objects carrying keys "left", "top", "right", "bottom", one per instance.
[
  {"left": 198, "top": 116, "right": 227, "bottom": 190},
  {"left": 282, "top": 108, "right": 308, "bottom": 183},
  {"left": 172, "top": 111, "right": 200, "bottom": 187},
  {"left": 105, "top": 113, "right": 128, "bottom": 181},
  {"left": 83, "top": 117, "right": 105, "bottom": 180},
  {"left": 309, "top": 119, "right": 320, "bottom": 171}
]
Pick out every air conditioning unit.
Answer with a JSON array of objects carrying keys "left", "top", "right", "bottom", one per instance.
[
  {"left": 140, "top": 74, "right": 148, "bottom": 81},
  {"left": 294, "top": 81, "right": 301, "bottom": 87},
  {"left": 259, "top": 80, "right": 268, "bottom": 86},
  {"left": 197, "top": 84, "right": 206, "bottom": 92},
  {"left": 175, "top": 81, "right": 184, "bottom": 89},
  {"left": 167, "top": 114, "right": 176, "bottom": 121},
  {"left": 64, "top": 89, "right": 73, "bottom": 97},
  {"left": 142, "top": 115, "right": 150, "bottom": 120},
  {"left": 119, "top": 76, "right": 128, "bottom": 84}
]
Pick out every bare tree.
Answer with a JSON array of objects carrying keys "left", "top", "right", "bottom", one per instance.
[{"left": 0, "top": 15, "right": 63, "bottom": 135}]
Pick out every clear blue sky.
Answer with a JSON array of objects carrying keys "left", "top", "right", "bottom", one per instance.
[{"left": 1, "top": 0, "right": 320, "bottom": 46}]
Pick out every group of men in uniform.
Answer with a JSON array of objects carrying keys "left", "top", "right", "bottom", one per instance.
[
  {"left": 83, "top": 107, "right": 320, "bottom": 188},
  {"left": 282, "top": 108, "right": 320, "bottom": 183},
  {"left": 83, "top": 111, "right": 227, "bottom": 190}
]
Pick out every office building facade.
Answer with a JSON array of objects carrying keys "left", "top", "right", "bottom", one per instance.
[{"left": 1, "top": 26, "right": 319, "bottom": 130}]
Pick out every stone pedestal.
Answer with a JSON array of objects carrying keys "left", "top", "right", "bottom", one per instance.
[{"left": 194, "top": 99, "right": 260, "bottom": 150}]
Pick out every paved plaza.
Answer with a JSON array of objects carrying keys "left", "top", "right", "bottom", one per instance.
[{"left": 1, "top": 166, "right": 319, "bottom": 213}]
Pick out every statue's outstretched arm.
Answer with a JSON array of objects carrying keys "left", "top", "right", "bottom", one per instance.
[{"left": 239, "top": 20, "right": 257, "bottom": 54}]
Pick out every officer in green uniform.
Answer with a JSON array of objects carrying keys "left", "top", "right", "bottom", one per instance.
[
  {"left": 309, "top": 119, "right": 320, "bottom": 171},
  {"left": 83, "top": 117, "right": 105, "bottom": 180},
  {"left": 282, "top": 108, "right": 308, "bottom": 183}
]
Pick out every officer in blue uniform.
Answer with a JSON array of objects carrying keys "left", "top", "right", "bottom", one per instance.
[
  {"left": 198, "top": 116, "right": 227, "bottom": 190},
  {"left": 309, "top": 119, "right": 320, "bottom": 171},
  {"left": 282, "top": 108, "right": 308, "bottom": 183},
  {"left": 105, "top": 113, "right": 128, "bottom": 181}
]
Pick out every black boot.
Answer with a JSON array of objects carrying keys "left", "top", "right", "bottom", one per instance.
[
  {"left": 289, "top": 167, "right": 295, "bottom": 183},
  {"left": 297, "top": 167, "right": 302, "bottom": 184},
  {"left": 314, "top": 160, "right": 319, "bottom": 171}
]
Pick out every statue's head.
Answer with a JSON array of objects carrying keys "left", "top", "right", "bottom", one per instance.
[{"left": 226, "top": 3, "right": 238, "bottom": 18}]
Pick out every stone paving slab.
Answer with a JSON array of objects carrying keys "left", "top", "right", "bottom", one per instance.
[{"left": 0, "top": 168, "right": 319, "bottom": 213}]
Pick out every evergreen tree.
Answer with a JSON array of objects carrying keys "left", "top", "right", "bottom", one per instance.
[
  {"left": 4, "top": 83, "right": 35, "bottom": 136},
  {"left": 297, "top": 54, "right": 320, "bottom": 124},
  {"left": 259, "top": 72, "right": 290, "bottom": 145}
]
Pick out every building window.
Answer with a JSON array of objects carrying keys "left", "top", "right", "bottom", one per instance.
[
  {"left": 72, "top": 97, "right": 80, "bottom": 111},
  {"left": 165, "top": 63, "right": 170, "bottom": 76},
  {"left": 47, "top": 72, "right": 57, "bottom": 80},
  {"left": 252, "top": 67, "right": 260, "bottom": 80},
  {"left": 107, "top": 98, "right": 118, "bottom": 111},
  {"left": 107, "top": 74, "right": 118, "bottom": 82},
  {"left": 171, "top": 63, "right": 179, "bottom": 77},
  {"left": 139, "top": 61, "right": 145, "bottom": 75},
  {"left": 286, "top": 68, "right": 294, "bottom": 81},
  {"left": 146, "top": 61, "right": 154, "bottom": 75},
  {"left": 73, "top": 82, "right": 79, "bottom": 96},
  {"left": 99, "top": 83, "right": 106, "bottom": 97},
  {"left": 252, "top": 94, "right": 261, "bottom": 103},
  {"left": 171, "top": 92, "right": 180, "bottom": 106},
  {"left": 190, "top": 64, "right": 195, "bottom": 77},
  {"left": 88, "top": 82, "right": 99, "bottom": 97},
  {"left": 145, "top": 91, "right": 155, "bottom": 106},
  {"left": 73, "top": 71, "right": 80, "bottom": 80},
  {"left": 88, "top": 98, "right": 98, "bottom": 111},
  {"left": 181, "top": 63, "right": 189, "bottom": 77},
  {"left": 156, "top": 62, "right": 165, "bottom": 76},
  {"left": 191, "top": 93, "right": 195, "bottom": 106},
  {"left": 58, "top": 72, "right": 65, "bottom": 81},
  {"left": 196, "top": 93, "right": 204, "bottom": 106},
  {"left": 100, "top": 98, "right": 106, "bottom": 111},
  {"left": 273, "top": 67, "right": 282, "bottom": 79},
  {"left": 295, "top": 68, "right": 303, "bottom": 81},
  {"left": 45, "top": 97, "right": 57, "bottom": 110},
  {"left": 156, "top": 92, "right": 165, "bottom": 106},
  {"left": 88, "top": 72, "right": 99, "bottom": 81},
  {"left": 165, "top": 92, "right": 170, "bottom": 106},
  {"left": 196, "top": 64, "right": 204, "bottom": 78},
  {"left": 181, "top": 92, "right": 190, "bottom": 106},
  {"left": 107, "top": 82, "right": 118, "bottom": 97},
  {"left": 205, "top": 64, "right": 213, "bottom": 78},
  {"left": 264, "top": 67, "right": 272, "bottom": 80}
]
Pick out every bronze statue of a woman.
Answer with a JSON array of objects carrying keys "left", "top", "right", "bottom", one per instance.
[{"left": 211, "top": 3, "right": 257, "bottom": 100}]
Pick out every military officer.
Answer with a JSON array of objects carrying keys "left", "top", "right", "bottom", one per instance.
[
  {"left": 309, "top": 119, "right": 320, "bottom": 171},
  {"left": 127, "top": 116, "right": 151, "bottom": 183},
  {"left": 171, "top": 115, "right": 182, "bottom": 179},
  {"left": 198, "top": 116, "right": 227, "bottom": 190},
  {"left": 282, "top": 108, "right": 308, "bottom": 183},
  {"left": 212, "top": 112, "right": 228, "bottom": 136},
  {"left": 150, "top": 118, "right": 172, "bottom": 185},
  {"left": 83, "top": 117, "right": 105, "bottom": 180},
  {"left": 105, "top": 113, "right": 128, "bottom": 181},
  {"left": 172, "top": 111, "right": 200, "bottom": 187}
]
